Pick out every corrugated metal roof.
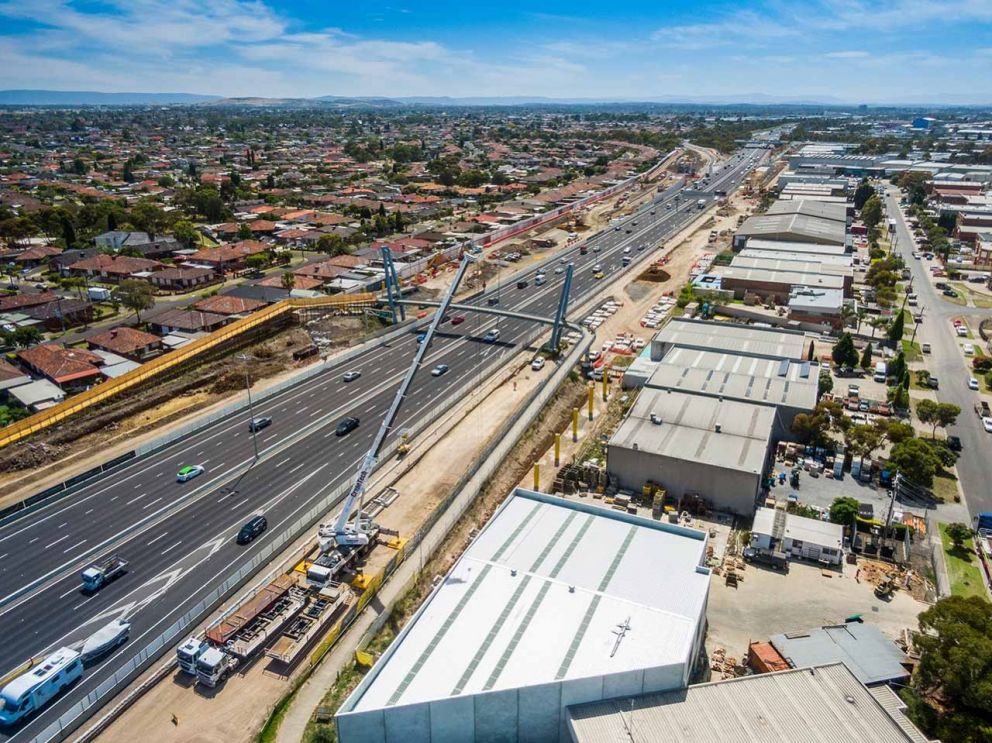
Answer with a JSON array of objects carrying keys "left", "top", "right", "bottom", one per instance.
[
  {"left": 348, "top": 489, "right": 710, "bottom": 712},
  {"left": 567, "top": 663, "right": 932, "bottom": 743},
  {"left": 652, "top": 318, "right": 812, "bottom": 362},
  {"left": 770, "top": 623, "right": 910, "bottom": 686}
]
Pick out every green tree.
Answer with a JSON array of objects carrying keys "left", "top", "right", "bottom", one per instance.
[
  {"left": 859, "top": 342, "right": 873, "bottom": 370},
  {"left": 245, "top": 253, "right": 269, "bottom": 272},
  {"left": 129, "top": 201, "right": 170, "bottom": 240},
  {"left": 60, "top": 214, "right": 77, "bottom": 248},
  {"left": 237, "top": 223, "right": 253, "bottom": 240},
  {"left": 316, "top": 233, "right": 350, "bottom": 256},
  {"left": 861, "top": 194, "right": 883, "bottom": 230},
  {"left": 905, "top": 596, "right": 992, "bottom": 743},
  {"left": 831, "top": 333, "right": 859, "bottom": 368},
  {"left": 115, "top": 279, "right": 156, "bottom": 324},
  {"left": 828, "top": 496, "right": 860, "bottom": 525},
  {"left": 171, "top": 219, "right": 198, "bottom": 249},
  {"left": 790, "top": 409, "right": 832, "bottom": 448},
  {"left": 846, "top": 423, "right": 886, "bottom": 461},
  {"left": 888, "top": 311, "right": 905, "bottom": 343},
  {"left": 888, "top": 437, "right": 941, "bottom": 486},
  {"left": 888, "top": 350, "right": 906, "bottom": 383},
  {"left": 916, "top": 399, "right": 961, "bottom": 439},
  {"left": 884, "top": 420, "right": 915, "bottom": 445},
  {"left": 818, "top": 369, "right": 833, "bottom": 397},
  {"left": 281, "top": 272, "right": 295, "bottom": 291},
  {"left": 945, "top": 523, "right": 973, "bottom": 551},
  {"left": 853, "top": 180, "right": 876, "bottom": 210}
]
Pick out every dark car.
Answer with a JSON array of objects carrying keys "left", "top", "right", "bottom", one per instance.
[
  {"left": 516, "top": 280, "right": 528, "bottom": 290},
  {"left": 236, "top": 515, "right": 267, "bottom": 545},
  {"left": 858, "top": 503, "right": 874, "bottom": 520},
  {"left": 335, "top": 416, "right": 360, "bottom": 436},
  {"left": 248, "top": 416, "right": 272, "bottom": 432},
  {"left": 451, "top": 315, "right": 466, "bottom": 325},
  {"left": 486, "top": 296, "right": 500, "bottom": 306},
  {"left": 947, "top": 435, "right": 962, "bottom": 452},
  {"left": 943, "top": 288, "right": 958, "bottom": 298}
]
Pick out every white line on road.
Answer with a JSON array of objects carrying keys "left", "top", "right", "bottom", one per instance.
[
  {"left": 310, "top": 409, "right": 320, "bottom": 417},
  {"left": 298, "top": 406, "right": 309, "bottom": 414},
  {"left": 29, "top": 537, "right": 39, "bottom": 545},
  {"left": 58, "top": 586, "right": 78, "bottom": 600},
  {"left": 160, "top": 540, "right": 183, "bottom": 555},
  {"left": 71, "top": 596, "right": 93, "bottom": 611},
  {"left": 45, "top": 535, "right": 70, "bottom": 550},
  {"left": 289, "top": 462, "right": 305, "bottom": 474},
  {"left": 58, "top": 522, "right": 68, "bottom": 529},
  {"left": 277, "top": 457, "right": 291, "bottom": 467},
  {"left": 134, "top": 483, "right": 142, "bottom": 489},
  {"left": 146, "top": 532, "right": 170, "bottom": 546},
  {"left": 63, "top": 540, "right": 87, "bottom": 554},
  {"left": 142, "top": 497, "right": 163, "bottom": 510},
  {"left": 156, "top": 472, "right": 163, "bottom": 477},
  {"left": 126, "top": 494, "right": 145, "bottom": 505}
]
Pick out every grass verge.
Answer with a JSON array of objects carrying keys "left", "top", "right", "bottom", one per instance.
[{"left": 938, "top": 522, "right": 989, "bottom": 601}]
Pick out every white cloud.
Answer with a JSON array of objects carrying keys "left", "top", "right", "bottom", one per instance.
[{"left": 824, "top": 50, "right": 871, "bottom": 58}]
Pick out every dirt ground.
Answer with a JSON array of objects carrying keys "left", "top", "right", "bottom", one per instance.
[
  {"left": 92, "top": 334, "right": 571, "bottom": 743},
  {"left": 706, "top": 556, "right": 928, "bottom": 670}
]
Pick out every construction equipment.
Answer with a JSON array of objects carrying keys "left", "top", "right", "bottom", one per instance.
[
  {"left": 874, "top": 574, "right": 897, "bottom": 599},
  {"left": 397, "top": 431, "right": 411, "bottom": 457},
  {"left": 315, "top": 253, "right": 476, "bottom": 569}
]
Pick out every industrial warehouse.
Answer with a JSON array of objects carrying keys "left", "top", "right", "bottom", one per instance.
[{"left": 335, "top": 489, "right": 712, "bottom": 743}]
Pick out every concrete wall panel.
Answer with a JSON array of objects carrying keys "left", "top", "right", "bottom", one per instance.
[
  {"left": 475, "top": 688, "right": 518, "bottom": 743},
  {"left": 384, "top": 702, "right": 431, "bottom": 743},
  {"left": 518, "top": 682, "right": 562, "bottom": 743},
  {"left": 431, "top": 695, "right": 475, "bottom": 743},
  {"left": 337, "top": 711, "right": 387, "bottom": 743}
]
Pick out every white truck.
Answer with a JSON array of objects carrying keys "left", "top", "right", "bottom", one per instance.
[
  {"left": 696, "top": 198, "right": 706, "bottom": 210},
  {"left": 195, "top": 647, "right": 238, "bottom": 688},
  {"left": 176, "top": 637, "right": 208, "bottom": 675},
  {"left": 87, "top": 286, "right": 113, "bottom": 302},
  {"left": 81, "top": 555, "right": 128, "bottom": 593}
]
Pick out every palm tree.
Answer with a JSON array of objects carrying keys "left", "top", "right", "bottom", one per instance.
[{"left": 281, "top": 271, "right": 295, "bottom": 292}]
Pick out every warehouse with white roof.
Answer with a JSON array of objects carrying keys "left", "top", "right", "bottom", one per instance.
[
  {"left": 650, "top": 318, "right": 815, "bottom": 362},
  {"left": 336, "top": 489, "right": 711, "bottom": 743}
]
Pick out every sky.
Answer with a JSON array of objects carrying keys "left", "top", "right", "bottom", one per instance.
[{"left": 0, "top": 0, "right": 990, "bottom": 103}]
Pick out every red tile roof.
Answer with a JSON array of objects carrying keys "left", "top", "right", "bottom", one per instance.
[
  {"left": 17, "top": 344, "right": 104, "bottom": 384},
  {"left": 193, "top": 295, "right": 267, "bottom": 315},
  {"left": 87, "top": 326, "right": 162, "bottom": 355},
  {"left": 68, "top": 253, "right": 163, "bottom": 275}
]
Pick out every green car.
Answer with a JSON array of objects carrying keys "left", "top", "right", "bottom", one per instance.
[{"left": 176, "top": 464, "right": 205, "bottom": 483}]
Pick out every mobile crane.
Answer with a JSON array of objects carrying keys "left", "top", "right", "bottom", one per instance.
[{"left": 314, "top": 253, "right": 477, "bottom": 571}]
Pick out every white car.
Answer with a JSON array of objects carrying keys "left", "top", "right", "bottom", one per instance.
[
  {"left": 176, "top": 464, "right": 205, "bottom": 483},
  {"left": 969, "top": 377, "right": 980, "bottom": 390},
  {"left": 531, "top": 357, "right": 546, "bottom": 371},
  {"left": 964, "top": 343, "right": 975, "bottom": 356},
  {"left": 984, "top": 417, "right": 992, "bottom": 433},
  {"left": 956, "top": 326, "right": 967, "bottom": 337}
]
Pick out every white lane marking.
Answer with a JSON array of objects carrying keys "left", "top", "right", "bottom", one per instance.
[
  {"left": 160, "top": 540, "right": 183, "bottom": 555},
  {"left": 58, "top": 522, "right": 68, "bottom": 529},
  {"left": 29, "top": 537, "right": 39, "bottom": 545},
  {"left": 323, "top": 430, "right": 336, "bottom": 439},
  {"left": 262, "top": 433, "right": 279, "bottom": 443},
  {"left": 310, "top": 409, "right": 320, "bottom": 417},
  {"left": 289, "top": 463, "right": 305, "bottom": 475},
  {"left": 0, "top": 554, "right": 6, "bottom": 561},
  {"left": 71, "top": 596, "right": 94, "bottom": 611},
  {"left": 126, "top": 494, "right": 145, "bottom": 506},
  {"left": 58, "top": 586, "right": 78, "bottom": 600},
  {"left": 277, "top": 457, "right": 291, "bottom": 467},
  {"left": 298, "top": 406, "right": 309, "bottom": 414},
  {"left": 142, "top": 497, "right": 163, "bottom": 510},
  {"left": 146, "top": 532, "right": 170, "bottom": 547},
  {"left": 63, "top": 540, "right": 87, "bottom": 554},
  {"left": 134, "top": 483, "right": 142, "bottom": 489},
  {"left": 45, "top": 535, "right": 70, "bottom": 550},
  {"left": 156, "top": 472, "right": 163, "bottom": 477},
  {"left": 84, "top": 509, "right": 93, "bottom": 516}
]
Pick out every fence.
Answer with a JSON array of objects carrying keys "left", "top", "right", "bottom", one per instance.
[
  {"left": 0, "top": 294, "right": 375, "bottom": 451},
  {"left": 32, "top": 311, "right": 575, "bottom": 743}
]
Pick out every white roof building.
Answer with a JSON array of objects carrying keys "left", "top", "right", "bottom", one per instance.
[{"left": 337, "top": 489, "right": 711, "bottom": 743}]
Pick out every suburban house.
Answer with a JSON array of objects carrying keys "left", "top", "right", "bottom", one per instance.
[
  {"left": 12, "top": 244, "right": 62, "bottom": 268},
  {"left": 146, "top": 309, "right": 228, "bottom": 335},
  {"left": 192, "top": 295, "right": 267, "bottom": 316},
  {"left": 87, "top": 327, "right": 164, "bottom": 361},
  {"left": 17, "top": 343, "right": 104, "bottom": 390},
  {"left": 146, "top": 266, "right": 217, "bottom": 292},
  {"left": 184, "top": 240, "right": 269, "bottom": 273},
  {"left": 94, "top": 231, "right": 181, "bottom": 259},
  {"left": 22, "top": 297, "right": 94, "bottom": 331},
  {"left": 67, "top": 254, "right": 164, "bottom": 283}
]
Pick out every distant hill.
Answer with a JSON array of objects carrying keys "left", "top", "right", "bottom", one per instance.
[
  {"left": 204, "top": 96, "right": 405, "bottom": 108},
  {"left": 0, "top": 89, "right": 220, "bottom": 105}
]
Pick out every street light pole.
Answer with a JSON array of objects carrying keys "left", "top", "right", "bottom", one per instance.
[{"left": 238, "top": 353, "right": 259, "bottom": 460}]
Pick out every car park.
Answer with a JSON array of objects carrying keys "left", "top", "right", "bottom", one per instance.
[
  {"left": 335, "top": 416, "right": 360, "bottom": 436},
  {"left": 342, "top": 370, "right": 361, "bottom": 382},
  {"left": 176, "top": 465, "right": 205, "bottom": 483},
  {"left": 431, "top": 363, "right": 449, "bottom": 377},
  {"left": 248, "top": 416, "right": 272, "bottom": 432},
  {"left": 236, "top": 515, "right": 267, "bottom": 545}
]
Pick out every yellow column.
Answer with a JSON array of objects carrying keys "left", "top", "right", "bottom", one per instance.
[
  {"left": 572, "top": 408, "right": 579, "bottom": 442},
  {"left": 533, "top": 462, "right": 540, "bottom": 491},
  {"left": 554, "top": 433, "right": 561, "bottom": 466},
  {"left": 587, "top": 384, "right": 594, "bottom": 420},
  {"left": 602, "top": 372, "right": 608, "bottom": 401}
]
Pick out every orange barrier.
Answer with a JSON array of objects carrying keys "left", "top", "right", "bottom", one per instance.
[{"left": 0, "top": 293, "right": 377, "bottom": 450}]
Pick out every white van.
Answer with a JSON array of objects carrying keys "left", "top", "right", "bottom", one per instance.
[{"left": 873, "top": 361, "right": 887, "bottom": 383}]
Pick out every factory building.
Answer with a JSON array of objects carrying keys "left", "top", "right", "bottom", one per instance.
[
  {"left": 737, "top": 238, "right": 851, "bottom": 257},
  {"left": 337, "top": 488, "right": 712, "bottom": 743},
  {"left": 643, "top": 347, "right": 818, "bottom": 435},
  {"left": 730, "top": 255, "right": 853, "bottom": 295},
  {"left": 732, "top": 212, "right": 848, "bottom": 250},
  {"left": 650, "top": 318, "right": 814, "bottom": 363},
  {"left": 717, "top": 266, "right": 848, "bottom": 303},
  {"left": 607, "top": 388, "right": 776, "bottom": 515}
]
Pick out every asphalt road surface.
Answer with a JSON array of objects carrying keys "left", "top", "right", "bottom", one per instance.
[
  {"left": 883, "top": 187, "right": 992, "bottom": 517},
  {"left": 0, "top": 149, "right": 765, "bottom": 741}
]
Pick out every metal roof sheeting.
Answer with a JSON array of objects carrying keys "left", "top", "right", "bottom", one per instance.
[{"left": 566, "top": 663, "right": 932, "bottom": 743}]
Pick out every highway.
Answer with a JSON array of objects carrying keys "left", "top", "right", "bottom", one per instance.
[
  {"left": 0, "top": 148, "right": 766, "bottom": 741},
  {"left": 883, "top": 186, "right": 992, "bottom": 516}
]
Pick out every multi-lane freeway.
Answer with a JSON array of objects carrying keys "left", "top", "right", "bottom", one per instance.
[{"left": 0, "top": 147, "right": 766, "bottom": 741}]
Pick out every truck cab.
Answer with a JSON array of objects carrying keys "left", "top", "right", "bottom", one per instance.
[
  {"left": 176, "top": 637, "right": 208, "bottom": 675},
  {"left": 195, "top": 647, "right": 238, "bottom": 688}
]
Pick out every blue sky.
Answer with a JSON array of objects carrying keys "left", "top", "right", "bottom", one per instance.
[{"left": 0, "top": 0, "right": 990, "bottom": 103}]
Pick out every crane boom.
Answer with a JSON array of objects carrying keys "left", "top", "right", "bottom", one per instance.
[{"left": 320, "top": 251, "right": 476, "bottom": 551}]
